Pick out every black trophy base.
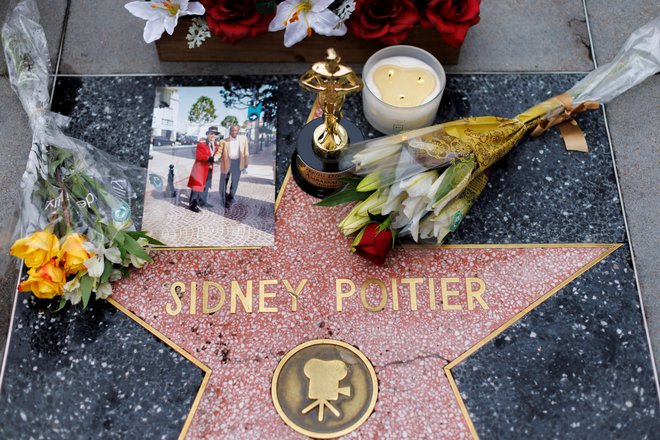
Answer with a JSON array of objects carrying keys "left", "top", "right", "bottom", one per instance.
[{"left": 292, "top": 117, "right": 364, "bottom": 199}]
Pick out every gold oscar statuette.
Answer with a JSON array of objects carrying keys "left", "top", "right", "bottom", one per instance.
[{"left": 291, "top": 49, "right": 364, "bottom": 198}]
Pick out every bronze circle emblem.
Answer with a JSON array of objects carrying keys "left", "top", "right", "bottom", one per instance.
[{"left": 271, "top": 339, "right": 378, "bottom": 438}]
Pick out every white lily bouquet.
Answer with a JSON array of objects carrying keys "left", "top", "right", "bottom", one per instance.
[
  {"left": 2, "top": 0, "right": 163, "bottom": 308},
  {"left": 319, "top": 17, "right": 660, "bottom": 265}
]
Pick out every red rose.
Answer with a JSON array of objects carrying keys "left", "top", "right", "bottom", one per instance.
[
  {"left": 351, "top": 222, "right": 394, "bottom": 266},
  {"left": 420, "top": 0, "right": 481, "bottom": 47},
  {"left": 200, "top": 0, "right": 274, "bottom": 44},
  {"left": 348, "top": 0, "right": 420, "bottom": 45}
]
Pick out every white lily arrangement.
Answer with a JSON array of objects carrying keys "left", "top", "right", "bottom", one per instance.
[
  {"left": 125, "top": 0, "right": 357, "bottom": 48},
  {"left": 268, "top": 0, "right": 348, "bottom": 48},
  {"left": 125, "top": 0, "right": 206, "bottom": 43}
]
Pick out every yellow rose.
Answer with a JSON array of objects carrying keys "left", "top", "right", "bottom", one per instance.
[
  {"left": 58, "top": 233, "right": 91, "bottom": 275},
  {"left": 18, "top": 259, "right": 66, "bottom": 299},
  {"left": 10, "top": 230, "right": 60, "bottom": 268}
]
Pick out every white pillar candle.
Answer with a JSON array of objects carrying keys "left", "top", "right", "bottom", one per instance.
[{"left": 362, "top": 46, "right": 446, "bottom": 134}]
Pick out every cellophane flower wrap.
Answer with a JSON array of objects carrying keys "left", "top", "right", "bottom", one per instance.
[
  {"left": 323, "top": 17, "right": 659, "bottom": 262},
  {"left": 2, "top": 0, "right": 163, "bottom": 307}
]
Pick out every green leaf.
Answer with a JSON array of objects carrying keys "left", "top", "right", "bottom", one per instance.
[
  {"left": 122, "top": 233, "right": 153, "bottom": 263},
  {"left": 54, "top": 296, "right": 68, "bottom": 312},
  {"left": 315, "top": 189, "right": 373, "bottom": 207},
  {"left": 80, "top": 274, "right": 93, "bottom": 309},
  {"left": 104, "top": 222, "right": 119, "bottom": 241},
  {"left": 255, "top": 0, "right": 276, "bottom": 14},
  {"left": 114, "top": 230, "right": 125, "bottom": 243},
  {"left": 100, "top": 258, "right": 113, "bottom": 284},
  {"left": 336, "top": 177, "right": 363, "bottom": 187},
  {"left": 125, "top": 231, "right": 166, "bottom": 246},
  {"left": 433, "top": 158, "right": 476, "bottom": 204},
  {"left": 368, "top": 212, "right": 389, "bottom": 224},
  {"left": 113, "top": 230, "right": 126, "bottom": 256}
]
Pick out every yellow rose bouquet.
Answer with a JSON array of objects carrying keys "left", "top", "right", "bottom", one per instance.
[
  {"left": 3, "top": 0, "right": 163, "bottom": 307},
  {"left": 319, "top": 17, "right": 660, "bottom": 265}
]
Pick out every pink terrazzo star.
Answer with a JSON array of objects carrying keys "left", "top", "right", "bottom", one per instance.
[{"left": 113, "top": 174, "right": 617, "bottom": 439}]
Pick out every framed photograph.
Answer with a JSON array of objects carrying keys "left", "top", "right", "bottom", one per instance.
[{"left": 143, "top": 85, "right": 277, "bottom": 248}]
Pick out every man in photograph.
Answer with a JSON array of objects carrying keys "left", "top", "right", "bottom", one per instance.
[
  {"left": 187, "top": 126, "right": 223, "bottom": 212},
  {"left": 224, "top": 124, "right": 249, "bottom": 207}
]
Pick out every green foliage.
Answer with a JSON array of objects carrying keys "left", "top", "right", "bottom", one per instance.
[
  {"left": 217, "top": 83, "right": 277, "bottom": 128},
  {"left": 188, "top": 96, "right": 217, "bottom": 126},
  {"left": 315, "top": 188, "right": 373, "bottom": 207},
  {"left": 100, "top": 259, "right": 113, "bottom": 284},
  {"left": 433, "top": 157, "right": 477, "bottom": 204},
  {"left": 125, "top": 231, "right": 165, "bottom": 246},
  {"left": 80, "top": 274, "right": 93, "bottom": 309},
  {"left": 221, "top": 115, "right": 239, "bottom": 129},
  {"left": 255, "top": 0, "right": 276, "bottom": 14},
  {"left": 315, "top": 177, "right": 375, "bottom": 207},
  {"left": 120, "top": 233, "right": 153, "bottom": 263}
]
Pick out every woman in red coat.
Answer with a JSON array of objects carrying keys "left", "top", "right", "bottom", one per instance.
[{"left": 187, "top": 126, "right": 222, "bottom": 212}]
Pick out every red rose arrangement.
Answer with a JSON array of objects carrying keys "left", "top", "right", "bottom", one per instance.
[
  {"left": 351, "top": 220, "right": 395, "bottom": 266},
  {"left": 199, "top": 0, "right": 274, "bottom": 45},
  {"left": 420, "top": 0, "right": 481, "bottom": 47},
  {"left": 196, "top": 0, "right": 480, "bottom": 47}
]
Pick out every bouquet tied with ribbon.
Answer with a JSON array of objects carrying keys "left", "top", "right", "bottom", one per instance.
[
  {"left": 319, "top": 17, "right": 660, "bottom": 265},
  {"left": 2, "top": 0, "right": 163, "bottom": 308}
]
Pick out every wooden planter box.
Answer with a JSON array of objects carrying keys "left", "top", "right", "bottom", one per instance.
[{"left": 156, "top": 19, "right": 461, "bottom": 64}]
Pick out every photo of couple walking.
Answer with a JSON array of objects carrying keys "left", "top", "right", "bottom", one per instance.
[
  {"left": 188, "top": 124, "right": 249, "bottom": 212},
  {"left": 142, "top": 85, "right": 276, "bottom": 248}
]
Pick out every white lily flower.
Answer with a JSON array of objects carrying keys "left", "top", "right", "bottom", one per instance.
[
  {"left": 420, "top": 198, "right": 470, "bottom": 243},
  {"left": 402, "top": 170, "right": 438, "bottom": 198},
  {"left": 109, "top": 269, "right": 123, "bottom": 283},
  {"left": 430, "top": 169, "right": 474, "bottom": 215},
  {"left": 125, "top": 0, "right": 205, "bottom": 44},
  {"left": 84, "top": 254, "right": 104, "bottom": 278},
  {"left": 63, "top": 277, "right": 82, "bottom": 305},
  {"left": 380, "top": 191, "right": 406, "bottom": 216},
  {"left": 269, "top": 0, "right": 346, "bottom": 48},
  {"left": 129, "top": 254, "right": 148, "bottom": 269},
  {"left": 104, "top": 247, "right": 122, "bottom": 265},
  {"left": 83, "top": 242, "right": 121, "bottom": 275},
  {"left": 357, "top": 190, "right": 389, "bottom": 216},
  {"left": 96, "top": 283, "right": 113, "bottom": 300},
  {"left": 388, "top": 170, "right": 439, "bottom": 241},
  {"left": 353, "top": 141, "right": 403, "bottom": 171},
  {"left": 338, "top": 203, "right": 370, "bottom": 236},
  {"left": 392, "top": 195, "right": 428, "bottom": 241}
]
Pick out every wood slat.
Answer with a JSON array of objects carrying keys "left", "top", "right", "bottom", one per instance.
[{"left": 156, "top": 20, "right": 461, "bottom": 64}]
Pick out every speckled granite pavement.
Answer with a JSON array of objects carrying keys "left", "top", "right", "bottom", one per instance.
[{"left": 0, "top": 73, "right": 657, "bottom": 438}]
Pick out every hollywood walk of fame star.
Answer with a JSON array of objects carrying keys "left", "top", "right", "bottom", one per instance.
[{"left": 111, "top": 170, "right": 618, "bottom": 439}]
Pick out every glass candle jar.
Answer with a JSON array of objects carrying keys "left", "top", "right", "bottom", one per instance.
[{"left": 362, "top": 45, "right": 446, "bottom": 135}]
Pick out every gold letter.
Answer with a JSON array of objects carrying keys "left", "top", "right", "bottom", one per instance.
[
  {"left": 202, "top": 281, "right": 225, "bottom": 314},
  {"left": 166, "top": 282, "right": 184, "bottom": 316},
  {"left": 466, "top": 277, "right": 489, "bottom": 310},
  {"left": 391, "top": 278, "right": 399, "bottom": 310},
  {"left": 283, "top": 279, "right": 308, "bottom": 312},
  {"left": 441, "top": 278, "right": 462, "bottom": 311},
  {"left": 401, "top": 278, "right": 423, "bottom": 311},
  {"left": 230, "top": 280, "right": 253, "bottom": 313},
  {"left": 429, "top": 278, "right": 437, "bottom": 310},
  {"left": 336, "top": 279, "right": 355, "bottom": 312},
  {"left": 360, "top": 278, "right": 387, "bottom": 312},
  {"left": 259, "top": 279, "right": 279, "bottom": 313},
  {"left": 190, "top": 281, "right": 197, "bottom": 315}
]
